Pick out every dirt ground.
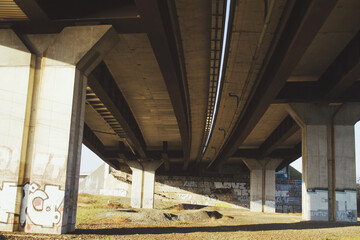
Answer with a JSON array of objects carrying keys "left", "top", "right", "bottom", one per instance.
[{"left": 1, "top": 195, "right": 360, "bottom": 240}]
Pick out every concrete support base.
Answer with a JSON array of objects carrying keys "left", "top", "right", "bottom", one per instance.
[
  {"left": 243, "top": 159, "right": 282, "bottom": 213},
  {"left": 127, "top": 161, "right": 162, "bottom": 209},
  {"left": 0, "top": 27, "right": 118, "bottom": 234},
  {"left": 287, "top": 103, "right": 360, "bottom": 222}
]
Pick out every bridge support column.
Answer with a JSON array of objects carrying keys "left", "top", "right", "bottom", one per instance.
[
  {"left": 0, "top": 29, "right": 35, "bottom": 232},
  {"left": 0, "top": 26, "right": 118, "bottom": 234},
  {"left": 243, "top": 159, "right": 282, "bottom": 213},
  {"left": 287, "top": 103, "right": 360, "bottom": 222},
  {"left": 127, "top": 161, "right": 162, "bottom": 209}
]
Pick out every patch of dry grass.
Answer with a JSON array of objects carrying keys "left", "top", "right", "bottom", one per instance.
[{"left": 76, "top": 194, "right": 130, "bottom": 225}]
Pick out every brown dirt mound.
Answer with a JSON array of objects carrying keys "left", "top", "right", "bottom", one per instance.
[
  {"left": 177, "top": 210, "right": 212, "bottom": 222},
  {"left": 107, "top": 203, "right": 125, "bottom": 209},
  {"left": 165, "top": 210, "right": 224, "bottom": 222},
  {"left": 206, "top": 211, "right": 223, "bottom": 220},
  {"left": 169, "top": 203, "right": 207, "bottom": 210}
]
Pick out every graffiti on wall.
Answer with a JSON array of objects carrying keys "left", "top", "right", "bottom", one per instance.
[
  {"left": 335, "top": 191, "right": 357, "bottom": 222},
  {"left": 306, "top": 189, "right": 328, "bottom": 220},
  {"left": 176, "top": 193, "right": 193, "bottom": 201},
  {"left": 183, "top": 181, "right": 197, "bottom": 188},
  {"left": 0, "top": 182, "right": 17, "bottom": 224},
  {"left": 27, "top": 183, "right": 64, "bottom": 228},
  {"left": 0, "top": 180, "right": 66, "bottom": 230},
  {"left": 154, "top": 176, "right": 303, "bottom": 212},
  {"left": 214, "top": 182, "right": 247, "bottom": 189},
  {"left": 0, "top": 146, "right": 20, "bottom": 175},
  {"left": 275, "top": 184, "right": 302, "bottom": 213},
  {"left": 211, "top": 188, "right": 234, "bottom": 195},
  {"left": 155, "top": 176, "right": 251, "bottom": 208},
  {"left": 212, "top": 181, "right": 250, "bottom": 203}
]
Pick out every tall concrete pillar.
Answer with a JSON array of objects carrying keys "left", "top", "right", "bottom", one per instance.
[
  {"left": 0, "top": 26, "right": 118, "bottom": 234},
  {"left": 243, "top": 158, "right": 282, "bottom": 213},
  {"left": 127, "top": 161, "right": 162, "bottom": 209},
  {"left": 287, "top": 103, "right": 360, "bottom": 222},
  {"left": 127, "top": 161, "right": 143, "bottom": 208},
  {"left": 0, "top": 29, "right": 35, "bottom": 232}
]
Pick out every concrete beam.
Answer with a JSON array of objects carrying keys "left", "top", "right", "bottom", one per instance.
[
  {"left": 8, "top": 1, "right": 142, "bottom": 34},
  {"left": 276, "top": 30, "right": 360, "bottom": 103},
  {"left": 233, "top": 147, "right": 300, "bottom": 160},
  {"left": 88, "top": 62, "right": 147, "bottom": 159},
  {"left": 259, "top": 116, "right": 300, "bottom": 157},
  {"left": 135, "top": 0, "right": 191, "bottom": 170},
  {"left": 10, "top": 18, "right": 143, "bottom": 35},
  {"left": 82, "top": 123, "right": 124, "bottom": 170},
  {"left": 13, "top": 0, "right": 49, "bottom": 21},
  {"left": 275, "top": 81, "right": 360, "bottom": 104},
  {"left": 275, "top": 143, "right": 302, "bottom": 171},
  {"left": 318, "top": 30, "right": 360, "bottom": 98},
  {"left": 82, "top": 123, "right": 107, "bottom": 161},
  {"left": 161, "top": 141, "right": 170, "bottom": 171},
  {"left": 208, "top": 0, "right": 338, "bottom": 169}
]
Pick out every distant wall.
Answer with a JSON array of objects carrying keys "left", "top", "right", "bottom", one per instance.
[
  {"left": 155, "top": 175, "right": 302, "bottom": 212},
  {"left": 276, "top": 180, "right": 302, "bottom": 213},
  {"left": 79, "top": 163, "right": 107, "bottom": 195},
  {"left": 155, "top": 175, "right": 250, "bottom": 208},
  {"left": 79, "top": 164, "right": 131, "bottom": 198},
  {"left": 79, "top": 164, "right": 302, "bottom": 212}
]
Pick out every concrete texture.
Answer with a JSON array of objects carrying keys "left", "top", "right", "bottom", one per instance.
[
  {"left": 1, "top": 1, "right": 358, "bottom": 236},
  {"left": 0, "top": 26, "right": 119, "bottom": 234},
  {"left": 25, "top": 25, "right": 118, "bottom": 234},
  {"left": 243, "top": 159, "right": 282, "bottom": 213},
  {"left": 78, "top": 163, "right": 301, "bottom": 212},
  {"left": 79, "top": 164, "right": 130, "bottom": 198},
  {"left": 287, "top": 103, "right": 360, "bottom": 222},
  {"left": 292, "top": 0, "right": 360, "bottom": 79},
  {"left": 156, "top": 176, "right": 301, "bottom": 213},
  {"left": 175, "top": 0, "right": 210, "bottom": 162},
  {"left": 126, "top": 161, "right": 162, "bottom": 209},
  {"left": 127, "top": 161, "right": 143, "bottom": 208},
  {"left": 276, "top": 183, "right": 302, "bottom": 213},
  {"left": 0, "top": 29, "right": 34, "bottom": 232},
  {"left": 202, "top": 0, "right": 289, "bottom": 163},
  {"left": 104, "top": 34, "right": 181, "bottom": 150},
  {"left": 142, "top": 161, "right": 163, "bottom": 208}
]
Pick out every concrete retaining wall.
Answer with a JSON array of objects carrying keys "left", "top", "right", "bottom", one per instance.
[
  {"left": 79, "top": 164, "right": 131, "bottom": 198},
  {"left": 79, "top": 164, "right": 302, "bottom": 212},
  {"left": 155, "top": 175, "right": 250, "bottom": 208},
  {"left": 155, "top": 175, "right": 302, "bottom": 212},
  {"left": 276, "top": 183, "right": 302, "bottom": 213}
]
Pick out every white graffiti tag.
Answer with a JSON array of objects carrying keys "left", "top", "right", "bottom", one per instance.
[
  {"left": 27, "top": 183, "right": 64, "bottom": 228},
  {"left": 0, "top": 182, "right": 17, "bottom": 223}
]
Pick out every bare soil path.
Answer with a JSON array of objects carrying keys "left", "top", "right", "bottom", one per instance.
[
  {"left": 2, "top": 209, "right": 360, "bottom": 239},
  {"left": 1, "top": 195, "right": 360, "bottom": 239}
]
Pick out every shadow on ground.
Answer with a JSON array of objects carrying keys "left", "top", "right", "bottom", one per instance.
[{"left": 75, "top": 221, "right": 360, "bottom": 236}]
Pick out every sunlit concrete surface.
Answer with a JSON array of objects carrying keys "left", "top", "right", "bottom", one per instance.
[{"left": 1, "top": 0, "right": 360, "bottom": 235}]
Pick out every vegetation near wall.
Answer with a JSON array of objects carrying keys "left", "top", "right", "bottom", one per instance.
[{"left": 289, "top": 166, "right": 302, "bottom": 180}]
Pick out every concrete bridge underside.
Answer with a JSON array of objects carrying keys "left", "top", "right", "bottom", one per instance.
[{"left": 0, "top": 0, "right": 360, "bottom": 234}]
